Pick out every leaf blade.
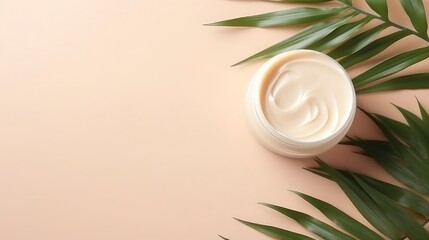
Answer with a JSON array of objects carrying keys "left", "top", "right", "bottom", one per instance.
[
  {"left": 328, "top": 24, "right": 387, "bottom": 59},
  {"left": 309, "top": 17, "right": 371, "bottom": 52},
  {"left": 233, "top": 14, "right": 355, "bottom": 65},
  {"left": 418, "top": 99, "right": 429, "bottom": 122},
  {"left": 365, "top": 0, "right": 388, "bottom": 19},
  {"left": 236, "top": 218, "right": 315, "bottom": 240},
  {"left": 316, "top": 159, "right": 402, "bottom": 239},
  {"left": 339, "top": 30, "right": 409, "bottom": 69},
  {"left": 354, "top": 175, "right": 429, "bottom": 240},
  {"left": 357, "top": 73, "right": 429, "bottom": 93},
  {"left": 260, "top": 203, "right": 356, "bottom": 240},
  {"left": 205, "top": 7, "right": 344, "bottom": 27},
  {"left": 360, "top": 175, "right": 429, "bottom": 217},
  {"left": 358, "top": 110, "right": 429, "bottom": 194},
  {"left": 293, "top": 191, "right": 384, "bottom": 240},
  {"left": 353, "top": 46, "right": 429, "bottom": 88},
  {"left": 400, "top": 0, "right": 428, "bottom": 36}
]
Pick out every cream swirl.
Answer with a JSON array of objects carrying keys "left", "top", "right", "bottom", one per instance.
[{"left": 262, "top": 52, "right": 353, "bottom": 142}]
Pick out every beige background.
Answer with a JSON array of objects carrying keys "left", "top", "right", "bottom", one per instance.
[{"left": 0, "top": 1, "right": 428, "bottom": 239}]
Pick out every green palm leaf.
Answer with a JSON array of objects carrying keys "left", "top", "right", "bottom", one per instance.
[
  {"left": 235, "top": 218, "right": 315, "bottom": 240},
  {"left": 315, "top": 159, "right": 402, "bottom": 239},
  {"left": 260, "top": 203, "right": 356, "bottom": 240},
  {"left": 208, "top": 0, "right": 429, "bottom": 93},
  {"left": 307, "top": 167, "right": 429, "bottom": 239},
  {"left": 399, "top": 0, "right": 428, "bottom": 36},
  {"left": 353, "top": 107, "right": 429, "bottom": 193},
  {"left": 328, "top": 23, "right": 387, "bottom": 59},
  {"left": 307, "top": 168, "right": 429, "bottom": 218},
  {"left": 418, "top": 100, "right": 429, "bottom": 122},
  {"left": 309, "top": 17, "right": 371, "bottom": 52},
  {"left": 358, "top": 175, "right": 429, "bottom": 217},
  {"left": 357, "top": 73, "right": 429, "bottom": 94},
  {"left": 347, "top": 138, "right": 429, "bottom": 195},
  {"left": 365, "top": 0, "right": 388, "bottom": 19},
  {"left": 220, "top": 103, "right": 429, "bottom": 240},
  {"left": 353, "top": 46, "right": 429, "bottom": 88},
  {"left": 205, "top": 7, "right": 345, "bottom": 27},
  {"left": 292, "top": 191, "right": 384, "bottom": 240},
  {"left": 339, "top": 30, "right": 410, "bottom": 69},
  {"left": 232, "top": 14, "right": 355, "bottom": 66},
  {"left": 354, "top": 175, "right": 429, "bottom": 240}
]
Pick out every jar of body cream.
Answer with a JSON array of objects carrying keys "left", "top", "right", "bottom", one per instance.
[{"left": 246, "top": 50, "right": 356, "bottom": 158}]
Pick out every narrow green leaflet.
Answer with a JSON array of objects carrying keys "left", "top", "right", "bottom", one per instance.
[
  {"left": 354, "top": 116, "right": 429, "bottom": 172},
  {"left": 235, "top": 219, "right": 315, "bottom": 240},
  {"left": 367, "top": 112, "right": 424, "bottom": 152},
  {"left": 292, "top": 191, "right": 384, "bottom": 240},
  {"left": 358, "top": 110, "right": 429, "bottom": 194},
  {"left": 218, "top": 235, "right": 229, "bottom": 240},
  {"left": 418, "top": 99, "right": 429, "bottom": 122},
  {"left": 353, "top": 46, "right": 429, "bottom": 88},
  {"left": 304, "top": 168, "right": 429, "bottom": 222},
  {"left": 233, "top": 14, "right": 355, "bottom": 65},
  {"left": 371, "top": 128, "right": 429, "bottom": 190},
  {"left": 395, "top": 105, "right": 429, "bottom": 143},
  {"left": 365, "top": 0, "right": 388, "bottom": 19},
  {"left": 316, "top": 159, "right": 402, "bottom": 239},
  {"left": 344, "top": 140, "right": 423, "bottom": 192},
  {"left": 393, "top": 106, "right": 429, "bottom": 166},
  {"left": 205, "top": 7, "right": 344, "bottom": 27},
  {"left": 260, "top": 203, "right": 356, "bottom": 240},
  {"left": 328, "top": 24, "right": 387, "bottom": 59},
  {"left": 340, "top": 30, "right": 409, "bottom": 69},
  {"left": 359, "top": 175, "right": 429, "bottom": 217},
  {"left": 357, "top": 73, "right": 429, "bottom": 93},
  {"left": 317, "top": 163, "right": 429, "bottom": 217},
  {"left": 354, "top": 175, "right": 429, "bottom": 240},
  {"left": 399, "top": 0, "right": 428, "bottom": 36},
  {"left": 305, "top": 167, "right": 331, "bottom": 180},
  {"left": 309, "top": 17, "right": 371, "bottom": 52}
]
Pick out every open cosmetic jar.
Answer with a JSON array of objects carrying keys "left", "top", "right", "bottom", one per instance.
[{"left": 246, "top": 50, "right": 356, "bottom": 158}]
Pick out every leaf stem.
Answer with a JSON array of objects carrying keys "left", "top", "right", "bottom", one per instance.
[{"left": 337, "top": 1, "right": 429, "bottom": 42}]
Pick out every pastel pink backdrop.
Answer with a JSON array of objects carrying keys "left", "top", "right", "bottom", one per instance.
[{"left": 0, "top": 1, "right": 428, "bottom": 239}]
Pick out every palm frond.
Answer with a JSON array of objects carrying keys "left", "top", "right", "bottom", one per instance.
[
  {"left": 292, "top": 191, "right": 384, "bottom": 240},
  {"left": 207, "top": 0, "right": 429, "bottom": 93},
  {"left": 219, "top": 102, "right": 429, "bottom": 240}
]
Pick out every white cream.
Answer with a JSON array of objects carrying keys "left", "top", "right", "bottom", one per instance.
[{"left": 247, "top": 50, "right": 356, "bottom": 158}]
